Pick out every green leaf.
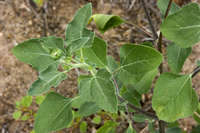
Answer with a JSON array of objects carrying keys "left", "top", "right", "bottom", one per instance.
[
  {"left": 40, "top": 36, "right": 66, "bottom": 54},
  {"left": 133, "top": 113, "right": 151, "bottom": 123},
  {"left": 65, "top": 3, "right": 95, "bottom": 52},
  {"left": 167, "top": 121, "right": 180, "bottom": 128},
  {"left": 90, "top": 14, "right": 124, "bottom": 33},
  {"left": 134, "top": 69, "right": 158, "bottom": 94},
  {"left": 157, "top": 0, "right": 180, "bottom": 17},
  {"left": 197, "top": 60, "right": 200, "bottom": 67},
  {"left": 82, "top": 28, "right": 95, "bottom": 48},
  {"left": 125, "top": 123, "right": 136, "bottom": 133},
  {"left": 78, "top": 102, "right": 100, "bottom": 117},
  {"left": 152, "top": 73, "right": 198, "bottom": 122},
  {"left": 92, "top": 115, "right": 101, "bottom": 124},
  {"left": 33, "top": 0, "right": 44, "bottom": 7},
  {"left": 12, "top": 39, "right": 57, "bottom": 72},
  {"left": 35, "top": 95, "right": 46, "bottom": 105},
  {"left": 141, "top": 42, "right": 154, "bottom": 47},
  {"left": 30, "top": 130, "right": 35, "bottom": 133},
  {"left": 83, "top": 37, "right": 107, "bottom": 68},
  {"left": 120, "top": 86, "right": 141, "bottom": 107},
  {"left": 34, "top": 92, "right": 73, "bottom": 133},
  {"left": 166, "top": 127, "right": 182, "bottom": 133},
  {"left": 148, "top": 122, "right": 156, "bottom": 133},
  {"left": 80, "top": 121, "right": 87, "bottom": 133},
  {"left": 118, "top": 44, "right": 162, "bottom": 84},
  {"left": 107, "top": 56, "right": 119, "bottom": 73},
  {"left": 67, "top": 31, "right": 95, "bottom": 53},
  {"left": 15, "top": 101, "right": 21, "bottom": 109},
  {"left": 13, "top": 111, "right": 22, "bottom": 120},
  {"left": 191, "top": 125, "right": 200, "bottom": 133},
  {"left": 21, "top": 114, "right": 30, "bottom": 121},
  {"left": 28, "top": 64, "right": 67, "bottom": 96},
  {"left": 193, "top": 103, "right": 200, "bottom": 123},
  {"left": 66, "top": 3, "right": 92, "bottom": 40},
  {"left": 161, "top": 3, "right": 200, "bottom": 48},
  {"left": 78, "top": 69, "right": 118, "bottom": 113},
  {"left": 96, "top": 120, "right": 118, "bottom": 133},
  {"left": 167, "top": 43, "right": 191, "bottom": 73},
  {"left": 20, "top": 96, "right": 32, "bottom": 107}
]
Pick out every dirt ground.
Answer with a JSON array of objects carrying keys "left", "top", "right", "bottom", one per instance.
[{"left": 0, "top": 0, "right": 200, "bottom": 132}]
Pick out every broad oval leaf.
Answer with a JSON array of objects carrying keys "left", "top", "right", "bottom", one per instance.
[
  {"left": 78, "top": 69, "right": 118, "bottom": 113},
  {"left": 12, "top": 39, "right": 57, "bottom": 72},
  {"left": 167, "top": 43, "right": 191, "bottom": 73},
  {"left": 161, "top": 3, "right": 200, "bottom": 48},
  {"left": 152, "top": 73, "right": 198, "bottom": 122},
  {"left": 28, "top": 64, "right": 67, "bottom": 96},
  {"left": 118, "top": 44, "right": 163, "bottom": 83},
  {"left": 34, "top": 92, "right": 73, "bottom": 133},
  {"left": 83, "top": 37, "right": 107, "bottom": 68},
  {"left": 90, "top": 14, "right": 124, "bottom": 33}
]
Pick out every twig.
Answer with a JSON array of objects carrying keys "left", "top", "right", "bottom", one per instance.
[
  {"left": 192, "top": 66, "right": 200, "bottom": 78},
  {"left": 159, "top": 120, "right": 166, "bottom": 133},
  {"left": 112, "top": 77, "right": 157, "bottom": 132},
  {"left": 158, "top": 33, "right": 163, "bottom": 73},
  {"left": 125, "top": 21, "right": 153, "bottom": 38},
  {"left": 128, "top": 0, "right": 136, "bottom": 11},
  {"left": 118, "top": 96, "right": 158, "bottom": 120},
  {"left": 157, "top": 0, "right": 173, "bottom": 73},
  {"left": 111, "top": 74, "right": 158, "bottom": 120},
  {"left": 42, "top": 1, "right": 48, "bottom": 37},
  {"left": 194, "top": 112, "right": 200, "bottom": 119},
  {"left": 140, "top": 0, "right": 158, "bottom": 41}
]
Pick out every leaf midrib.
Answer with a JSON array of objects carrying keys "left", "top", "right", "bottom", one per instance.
[
  {"left": 48, "top": 99, "right": 72, "bottom": 131},
  {"left": 158, "top": 76, "right": 190, "bottom": 114}
]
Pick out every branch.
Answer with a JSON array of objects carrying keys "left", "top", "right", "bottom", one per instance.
[
  {"left": 140, "top": 0, "right": 158, "bottom": 41},
  {"left": 192, "top": 66, "right": 200, "bottom": 78}
]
